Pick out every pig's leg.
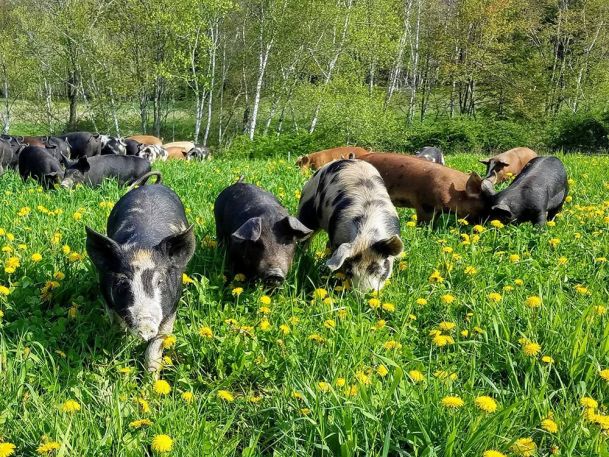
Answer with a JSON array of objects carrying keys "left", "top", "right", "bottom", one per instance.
[
  {"left": 532, "top": 211, "right": 547, "bottom": 226},
  {"left": 145, "top": 311, "right": 177, "bottom": 375},
  {"left": 415, "top": 206, "right": 434, "bottom": 225}
]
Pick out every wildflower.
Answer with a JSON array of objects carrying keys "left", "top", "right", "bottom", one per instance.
[
  {"left": 323, "top": 319, "right": 336, "bottom": 329},
  {"left": 440, "top": 294, "right": 455, "bottom": 305},
  {"left": 68, "top": 252, "right": 82, "bottom": 262},
  {"left": 153, "top": 380, "right": 171, "bottom": 395},
  {"left": 54, "top": 271, "right": 65, "bottom": 280},
  {"left": 182, "top": 273, "right": 194, "bottom": 284},
  {"left": 434, "top": 370, "right": 458, "bottom": 381},
  {"left": 514, "top": 279, "right": 524, "bottom": 286},
  {"left": 0, "top": 285, "right": 10, "bottom": 296},
  {"left": 72, "top": 211, "right": 83, "bottom": 221},
  {"left": 376, "top": 365, "right": 389, "bottom": 377},
  {"left": 259, "top": 306, "right": 271, "bottom": 315},
  {"left": 548, "top": 238, "right": 560, "bottom": 247},
  {"left": 231, "top": 287, "right": 243, "bottom": 296},
  {"left": 373, "top": 319, "right": 386, "bottom": 330},
  {"left": 129, "top": 418, "right": 152, "bottom": 428},
  {"left": 473, "top": 225, "right": 485, "bottom": 233},
  {"left": 308, "top": 333, "right": 325, "bottom": 343},
  {"left": 510, "top": 437, "right": 536, "bottom": 457},
  {"left": 442, "top": 246, "right": 453, "bottom": 254},
  {"left": 483, "top": 451, "right": 506, "bottom": 457},
  {"left": 313, "top": 288, "right": 328, "bottom": 299},
  {"left": 408, "top": 370, "right": 425, "bottom": 383},
  {"left": 345, "top": 385, "right": 358, "bottom": 397},
  {"left": 557, "top": 256, "right": 568, "bottom": 266},
  {"left": 323, "top": 297, "right": 334, "bottom": 306},
  {"left": 260, "top": 295, "right": 271, "bottom": 305},
  {"left": 488, "top": 292, "right": 502, "bottom": 303},
  {"left": 336, "top": 378, "right": 346, "bottom": 387},
  {"left": 523, "top": 342, "right": 541, "bottom": 357},
  {"left": 457, "top": 218, "right": 469, "bottom": 226},
  {"left": 432, "top": 334, "right": 455, "bottom": 347},
  {"left": 575, "top": 284, "right": 589, "bottom": 295},
  {"left": 248, "top": 395, "right": 262, "bottom": 403},
  {"left": 441, "top": 396, "right": 464, "bottom": 409},
  {"left": 137, "top": 398, "right": 151, "bottom": 413},
  {"left": 199, "top": 326, "right": 213, "bottom": 339},
  {"left": 182, "top": 391, "right": 194, "bottom": 403},
  {"left": 118, "top": 367, "right": 132, "bottom": 375},
  {"left": 279, "top": 324, "right": 290, "bottom": 335},
  {"left": 509, "top": 254, "right": 520, "bottom": 263},
  {"left": 217, "top": 390, "right": 234, "bottom": 402},
  {"left": 490, "top": 219, "right": 504, "bottom": 228},
  {"left": 62, "top": 245, "right": 71, "bottom": 255},
  {"left": 593, "top": 305, "right": 607, "bottom": 316},
  {"left": 259, "top": 319, "right": 271, "bottom": 331},
  {"left": 525, "top": 296, "right": 542, "bottom": 308},
  {"left": 464, "top": 266, "right": 477, "bottom": 276},
  {"left": 292, "top": 391, "right": 303, "bottom": 400},
  {"left": 405, "top": 221, "right": 416, "bottom": 228},
  {"left": 580, "top": 397, "right": 598, "bottom": 409},
  {"left": 429, "top": 270, "right": 444, "bottom": 283},
  {"left": 151, "top": 434, "right": 173, "bottom": 453},
  {"left": 541, "top": 418, "right": 558, "bottom": 433},
  {"left": 356, "top": 371, "right": 371, "bottom": 385},
  {"left": 36, "top": 441, "right": 61, "bottom": 454},
  {"left": 438, "top": 321, "right": 456, "bottom": 331},
  {"left": 234, "top": 273, "right": 246, "bottom": 282},
  {"left": 383, "top": 340, "right": 402, "bottom": 350},
  {"left": 542, "top": 355, "right": 554, "bottom": 364},
  {"left": 474, "top": 396, "right": 497, "bottom": 413},
  {"left": 317, "top": 381, "right": 331, "bottom": 392},
  {"left": 60, "top": 399, "right": 81, "bottom": 413},
  {"left": 0, "top": 442, "right": 16, "bottom": 457},
  {"left": 4, "top": 257, "right": 19, "bottom": 274},
  {"left": 382, "top": 302, "right": 395, "bottom": 312},
  {"left": 460, "top": 330, "right": 469, "bottom": 338},
  {"left": 31, "top": 253, "right": 43, "bottom": 262},
  {"left": 416, "top": 298, "right": 428, "bottom": 306}
]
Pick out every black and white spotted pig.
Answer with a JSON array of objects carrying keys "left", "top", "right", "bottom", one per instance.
[
  {"left": 297, "top": 159, "right": 404, "bottom": 291},
  {"left": 85, "top": 176, "right": 196, "bottom": 372}
]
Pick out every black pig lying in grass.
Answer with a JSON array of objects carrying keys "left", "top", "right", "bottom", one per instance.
[
  {"left": 61, "top": 155, "right": 151, "bottom": 188},
  {"left": 481, "top": 156, "right": 568, "bottom": 226},
  {"left": 214, "top": 177, "right": 313, "bottom": 286},
  {"left": 18, "top": 145, "right": 63, "bottom": 189},
  {"left": 86, "top": 173, "right": 195, "bottom": 372}
]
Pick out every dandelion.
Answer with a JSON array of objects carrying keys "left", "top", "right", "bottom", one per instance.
[
  {"left": 317, "top": 381, "right": 331, "bottom": 392},
  {"left": 182, "top": 273, "right": 194, "bottom": 284},
  {"left": 137, "top": 398, "right": 151, "bottom": 413},
  {"left": 279, "top": 324, "right": 290, "bottom": 335},
  {"left": 599, "top": 369, "right": 609, "bottom": 381},
  {"left": 438, "top": 321, "right": 456, "bottom": 331},
  {"left": 523, "top": 342, "right": 541, "bottom": 357},
  {"left": 580, "top": 397, "right": 598, "bottom": 409},
  {"left": 259, "top": 295, "right": 271, "bottom": 305},
  {"left": 153, "top": 380, "right": 171, "bottom": 395},
  {"left": 575, "top": 284, "right": 589, "bottom": 295},
  {"left": 429, "top": 270, "right": 444, "bottom": 283},
  {"left": 231, "top": 287, "right": 243, "bottom": 296},
  {"left": 300, "top": 408, "right": 311, "bottom": 415},
  {"left": 490, "top": 219, "right": 504, "bottom": 228},
  {"left": 323, "top": 297, "right": 334, "bottom": 306},
  {"left": 60, "top": 399, "right": 81, "bottom": 413},
  {"left": 509, "top": 254, "right": 520, "bottom": 263},
  {"left": 313, "top": 288, "right": 328, "bottom": 299},
  {"left": 129, "top": 418, "right": 153, "bottom": 428},
  {"left": 416, "top": 298, "right": 428, "bottom": 306},
  {"left": 382, "top": 302, "right": 395, "bottom": 312},
  {"left": 259, "top": 319, "right": 271, "bottom": 331},
  {"left": 233, "top": 273, "right": 246, "bottom": 282},
  {"left": 54, "top": 271, "right": 65, "bottom": 280},
  {"left": 217, "top": 390, "right": 234, "bottom": 402},
  {"left": 542, "top": 355, "right": 554, "bottom": 364},
  {"left": 0, "top": 285, "right": 10, "bottom": 296},
  {"left": 593, "top": 305, "right": 607, "bottom": 316},
  {"left": 308, "top": 333, "right": 325, "bottom": 343},
  {"left": 62, "top": 245, "right": 71, "bottom": 255},
  {"left": 376, "top": 365, "right": 389, "bottom": 377},
  {"left": 383, "top": 340, "right": 402, "bottom": 350},
  {"left": 292, "top": 391, "right": 303, "bottom": 400},
  {"left": 373, "top": 319, "right": 386, "bottom": 330},
  {"left": 473, "top": 224, "right": 485, "bottom": 233},
  {"left": 356, "top": 371, "right": 371, "bottom": 385},
  {"left": 68, "top": 252, "right": 82, "bottom": 262},
  {"left": 525, "top": 296, "right": 542, "bottom": 308},
  {"left": 432, "top": 334, "right": 455, "bottom": 347},
  {"left": 483, "top": 451, "right": 506, "bottom": 457},
  {"left": 541, "top": 418, "right": 558, "bottom": 433},
  {"left": 488, "top": 292, "right": 502, "bottom": 303},
  {"left": 0, "top": 442, "right": 16, "bottom": 457},
  {"left": 151, "top": 434, "right": 173, "bottom": 453},
  {"left": 408, "top": 370, "right": 425, "bottom": 383},
  {"left": 181, "top": 391, "right": 194, "bottom": 403},
  {"left": 368, "top": 298, "right": 381, "bottom": 309},
  {"left": 72, "top": 211, "right": 83, "bottom": 221},
  {"left": 440, "top": 294, "right": 455, "bottom": 304},
  {"left": 464, "top": 266, "right": 477, "bottom": 276},
  {"left": 36, "top": 441, "right": 61, "bottom": 454},
  {"left": 323, "top": 319, "right": 336, "bottom": 329},
  {"left": 549, "top": 238, "right": 560, "bottom": 247},
  {"left": 510, "top": 437, "right": 536, "bottom": 457},
  {"left": 441, "top": 396, "right": 464, "bottom": 409},
  {"left": 336, "top": 378, "right": 346, "bottom": 387},
  {"left": 557, "top": 256, "right": 568, "bottom": 266},
  {"left": 31, "top": 253, "right": 43, "bottom": 262},
  {"left": 199, "top": 326, "right": 213, "bottom": 339},
  {"left": 248, "top": 395, "right": 262, "bottom": 404},
  {"left": 474, "top": 396, "right": 497, "bottom": 413},
  {"left": 4, "top": 257, "right": 19, "bottom": 274}
]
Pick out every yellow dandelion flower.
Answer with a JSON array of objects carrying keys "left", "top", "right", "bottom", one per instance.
[
  {"left": 523, "top": 342, "right": 541, "bottom": 357},
  {"left": 381, "top": 302, "right": 395, "bottom": 313},
  {"left": 248, "top": 395, "right": 263, "bottom": 404},
  {"left": 231, "top": 287, "right": 243, "bottom": 296},
  {"left": 279, "top": 324, "right": 290, "bottom": 335},
  {"left": 313, "top": 288, "right": 328, "bottom": 299},
  {"left": 129, "top": 418, "right": 153, "bottom": 428},
  {"left": 383, "top": 340, "right": 402, "bottom": 350},
  {"left": 542, "top": 355, "right": 554, "bottom": 364},
  {"left": 62, "top": 245, "right": 71, "bottom": 255},
  {"left": 368, "top": 298, "right": 380, "bottom": 309},
  {"left": 36, "top": 441, "right": 61, "bottom": 454},
  {"left": 53, "top": 271, "right": 65, "bottom": 280},
  {"left": 233, "top": 273, "right": 246, "bottom": 282},
  {"left": 356, "top": 371, "right": 371, "bottom": 385},
  {"left": 317, "top": 381, "right": 331, "bottom": 392},
  {"left": 593, "top": 305, "right": 607, "bottom": 316},
  {"left": 488, "top": 292, "right": 502, "bottom": 303},
  {"left": 557, "top": 256, "right": 568, "bottom": 266},
  {"left": 292, "top": 391, "right": 303, "bottom": 400},
  {"left": 0, "top": 285, "right": 10, "bottom": 296},
  {"left": 429, "top": 270, "right": 444, "bottom": 283},
  {"left": 464, "top": 266, "right": 477, "bottom": 276},
  {"left": 441, "top": 294, "right": 455, "bottom": 304},
  {"left": 217, "top": 390, "right": 234, "bottom": 402},
  {"left": 441, "top": 396, "right": 464, "bottom": 408},
  {"left": 581, "top": 397, "right": 598, "bottom": 409},
  {"left": 336, "top": 377, "right": 346, "bottom": 387},
  {"left": 182, "top": 273, "right": 194, "bottom": 284},
  {"left": 68, "top": 252, "right": 82, "bottom": 262},
  {"left": 344, "top": 384, "right": 358, "bottom": 397},
  {"left": 510, "top": 437, "right": 536, "bottom": 457},
  {"left": 541, "top": 418, "right": 558, "bottom": 433},
  {"left": 199, "top": 326, "right": 213, "bottom": 339},
  {"left": 432, "top": 334, "right": 455, "bottom": 347},
  {"left": 60, "top": 399, "right": 81, "bottom": 413},
  {"left": 549, "top": 238, "right": 560, "bottom": 247},
  {"left": 525, "top": 296, "right": 542, "bottom": 308},
  {"left": 0, "top": 442, "right": 16, "bottom": 457},
  {"left": 474, "top": 396, "right": 497, "bottom": 413},
  {"left": 137, "top": 398, "right": 151, "bottom": 413},
  {"left": 153, "top": 380, "right": 171, "bottom": 395},
  {"left": 31, "top": 253, "right": 43, "bottom": 262},
  {"left": 408, "top": 370, "right": 425, "bottom": 383},
  {"left": 151, "top": 434, "right": 173, "bottom": 453},
  {"left": 376, "top": 365, "right": 389, "bottom": 377},
  {"left": 509, "top": 254, "right": 520, "bottom": 263},
  {"left": 438, "top": 321, "right": 456, "bottom": 331},
  {"left": 483, "top": 451, "right": 506, "bottom": 457},
  {"left": 473, "top": 224, "right": 485, "bottom": 233},
  {"left": 182, "top": 391, "right": 194, "bottom": 403},
  {"left": 323, "top": 319, "right": 336, "bottom": 329},
  {"left": 460, "top": 329, "right": 469, "bottom": 338},
  {"left": 72, "top": 212, "right": 83, "bottom": 221},
  {"left": 575, "top": 284, "right": 589, "bottom": 295},
  {"left": 259, "top": 295, "right": 271, "bottom": 305},
  {"left": 323, "top": 297, "right": 334, "bottom": 306},
  {"left": 308, "top": 333, "right": 325, "bottom": 343},
  {"left": 490, "top": 219, "right": 504, "bottom": 228}
]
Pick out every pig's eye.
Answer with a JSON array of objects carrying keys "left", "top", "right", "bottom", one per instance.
[{"left": 113, "top": 276, "right": 130, "bottom": 297}]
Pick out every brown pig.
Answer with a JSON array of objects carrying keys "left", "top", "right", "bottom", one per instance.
[
  {"left": 480, "top": 147, "right": 537, "bottom": 184},
  {"left": 360, "top": 153, "right": 486, "bottom": 223},
  {"left": 127, "top": 135, "right": 163, "bottom": 146},
  {"left": 296, "top": 146, "right": 370, "bottom": 170},
  {"left": 166, "top": 146, "right": 188, "bottom": 160}
]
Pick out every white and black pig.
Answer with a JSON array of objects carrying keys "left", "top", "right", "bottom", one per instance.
[
  {"left": 481, "top": 156, "right": 568, "bottom": 226},
  {"left": 85, "top": 176, "right": 196, "bottom": 371},
  {"left": 214, "top": 178, "right": 313, "bottom": 286},
  {"left": 298, "top": 159, "right": 404, "bottom": 291},
  {"left": 61, "top": 155, "right": 151, "bottom": 188}
]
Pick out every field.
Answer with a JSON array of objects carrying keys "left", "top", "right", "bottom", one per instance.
[{"left": 0, "top": 154, "right": 608, "bottom": 456}]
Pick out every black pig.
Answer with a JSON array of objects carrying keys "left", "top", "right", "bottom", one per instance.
[
  {"left": 18, "top": 146, "right": 63, "bottom": 189},
  {"left": 61, "top": 155, "right": 151, "bottom": 188}
]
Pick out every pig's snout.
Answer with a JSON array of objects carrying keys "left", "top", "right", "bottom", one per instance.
[
  {"left": 263, "top": 268, "right": 285, "bottom": 287},
  {"left": 61, "top": 179, "right": 74, "bottom": 189},
  {"left": 136, "top": 324, "right": 159, "bottom": 342}
]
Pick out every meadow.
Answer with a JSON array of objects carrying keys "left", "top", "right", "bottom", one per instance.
[{"left": 0, "top": 153, "right": 608, "bottom": 457}]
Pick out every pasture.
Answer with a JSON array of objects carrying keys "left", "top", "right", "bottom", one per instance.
[{"left": 0, "top": 154, "right": 608, "bottom": 456}]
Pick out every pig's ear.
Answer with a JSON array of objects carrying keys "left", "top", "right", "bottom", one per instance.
[
  {"left": 86, "top": 226, "right": 124, "bottom": 272},
  {"left": 372, "top": 234, "right": 403, "bottom": 257},
  {"left": 283, "top": 216, "right": 313, "bottom": 241},
  {"left": 479, "top": 159, "right": 490, "bottom": 165},
  {"left": 495, "top": 160, "right": 508, "bottom": 167},
  {"left": 465, "top": 172, "right": 483, "bottom": 196},
  {"left": 232, "top": 217, "right": 262, "bottom": 243},
  {"left": 75, "top": 157, "right": 91, "bottom": 172},
  {"left": 326, "top": 243, "right": 353, "bottom": 271},
  {"left": 492, "top": 204, "right": 513, "bottom": 220},
  {"left": 59, "top": 153, "right": 71, "bottom": 167},
  {"left": 157, "top": 225, "right": 196, "bottom": 269}
]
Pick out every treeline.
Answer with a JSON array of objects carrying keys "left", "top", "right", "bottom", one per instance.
[{"left": 0, "top": 0, "right": 608, "bottom": 153}]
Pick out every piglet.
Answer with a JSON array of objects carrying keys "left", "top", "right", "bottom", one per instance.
[
  {"left": 298, "top": 159, "right": 403, "bottom": 291},
  {"left": 214, "top": 178, "right": 312, "bottom": 286},
  {"left": 415, "top": 146, "right": 445, "bottom": 165},
  {"left": 481, "top": 156, "right": 568, "bottom": 226},
  {"left": 61, "top": 155, "right": 151, "bottom": 188},
  {"left": 480, "top": 147, "right": 537, "bottom": 184},
  {"left": 18, "top": 145, "right": 64, "bottom": 189},
  {"left": 85, "top": 176, "right": 195, "bottom": 371}
]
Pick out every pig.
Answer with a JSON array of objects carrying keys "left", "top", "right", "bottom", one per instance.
[
  {"left": 18, "top": 145, "right": 64, "bottom": 189},
  {"left": 85, "top": 181, "right": 195, "bottom": 372},
  {"left": 100, "top": 136, "right": 127, "bottom": 155},
  {"left": 60, "top": 155, "right": 152, "bottom": 188},
  {"left": 481, "top": 156, "right": 568, "bottom": 225},
  {"left": 415, "top": 146, "right": 445, "bottom": 165},
  {"left": 127, "top": 135, "right": 163, "bottom": 146},
  {"left": 164, "top": 141, "right": 195, "bottom": 151},
  {"left": 59, "top": 132, "right": 102, "bottom": 158},
  {"left": 214, "top": 178, "right": 313, "bottom": 286},
  {"left": 125, "top": 139, "right": 144, "bottom": 156},
  {"left": 480, "top": 147, "right": 538, "bottom": 184},
  {"left": 138, "top": 144, "right": 167, "bottom": 162},
  {"left": 187, "top": 145, "right": 210, "bottom": 161},
  {"left": 166, "top": 145, "right": 210, "bottom": 161},
  {"left": 296, "top": 146, "right": 371, "bottom": 170},
  {"left": 0, "top": 138, "right": 15, "bottom": 172},
  {"left": 297, "top": 159, "right": 403, "bottom": 291},
  {"left": 0, "top": 136, "right": 25, "bottom": 169},
  {"left": 46, "top": 137, "right": 71, "bottom": 158},
  {"left": 166, "top": 146, "right": 188, "bottom": 160},
  {"left": 360, "top": 153, "right": 486, "bottom": 223}
]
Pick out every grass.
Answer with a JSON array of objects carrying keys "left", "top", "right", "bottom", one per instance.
[{"left": 0, "top": 153, "right": 608, "bottom": 456}]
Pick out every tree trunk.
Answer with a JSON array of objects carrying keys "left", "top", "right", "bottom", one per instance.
[
  {"left": 109, "top": 87, "right": 120, "bottom": 136},
  {"left": 204, "top": 21, "right": 219, "bottom": 147},
  {"left": 139, "top": 92, "right": 148, "bottom": 134},
  {"left": 67, "top": 70, "right": 79, "bottom": 130},
  {"left": 407, "top": 0, "right": 422, "bottom": 122},
  {"left": 249, "top": 41, "right": 272, "bottom": 140},
  {"left": 153, "top": 76, "right": 164, "bottom": 138},
  {"left": 1, "top": 68, "right": 9, "bottom": 134},
  {"left": 385, "top": 0, "right": 413, "bottom": 108}
]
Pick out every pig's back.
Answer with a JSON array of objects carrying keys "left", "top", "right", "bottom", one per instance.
[{"left": 108, "top": 184, "right": 188, "bottom": 246}]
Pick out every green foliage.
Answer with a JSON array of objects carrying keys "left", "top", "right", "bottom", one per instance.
[{"left": 547, "top": 111, "right": 609, "bottom": 152}]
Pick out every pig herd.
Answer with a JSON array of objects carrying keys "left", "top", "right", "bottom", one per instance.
[{"left": 0, "top": 133, "right": 569, "bottom": 372}]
